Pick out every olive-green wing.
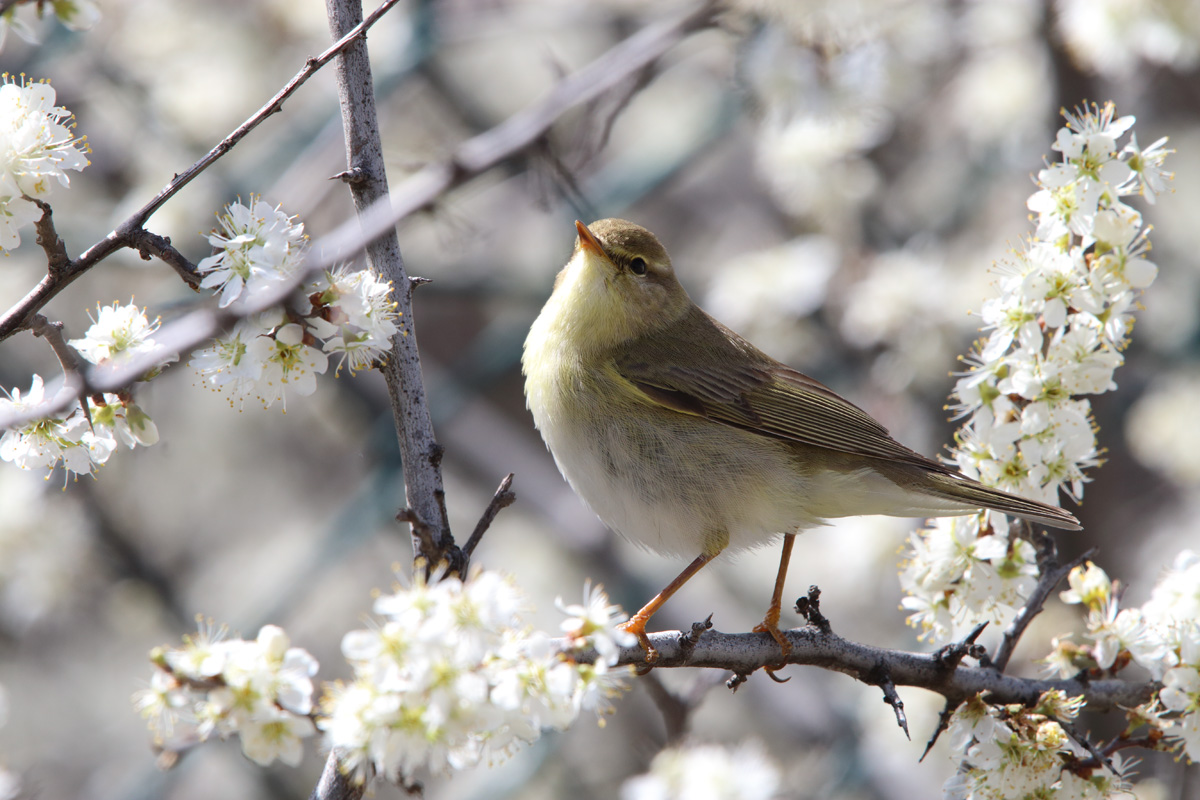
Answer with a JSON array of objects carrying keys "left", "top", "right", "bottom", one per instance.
[{"left": 613, "top": 307, "right": 953, "bottom": 473}]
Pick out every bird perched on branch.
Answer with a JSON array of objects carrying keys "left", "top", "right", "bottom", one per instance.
[{"left": 523, "top": 218, "right": 1081, "bottom": 664}]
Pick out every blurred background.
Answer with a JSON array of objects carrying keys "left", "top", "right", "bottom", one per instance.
[{"left": 1, "top": 0, "right": 1199, "bottom": 797}]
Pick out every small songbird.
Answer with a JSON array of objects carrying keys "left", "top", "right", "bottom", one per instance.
[{"left": 522, "top": 219, "right": 1080, "bottom": 663}]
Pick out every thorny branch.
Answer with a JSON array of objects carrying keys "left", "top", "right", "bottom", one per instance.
[
  {"left": 993, "top": 528, "right": 1097, "bottom": 672},
  {"left": 597, "top": 623, "right": 1155, "bottom": 713}
]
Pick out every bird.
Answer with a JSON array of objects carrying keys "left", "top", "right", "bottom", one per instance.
[{"left": 522, "top": 218, "right": 1081, "bottom": 664}]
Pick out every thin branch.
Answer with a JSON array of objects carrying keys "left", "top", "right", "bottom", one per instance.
[
  {"left": 128, "top": 230, "right": 202, "bottom": 289},
  {"left": 309, "top": 751, "right": 365, "bottom": 800},
  {"left": 0, "top": 0, "right": 407, "bottom": 342},
  {"left": 934, "top": 622, "right": 990, "bottom": 671},
  {"left": 920, "top": 623, "right": 991, "bottom": 760},
  {"left": 922, "top": 700, "right": 958, "bottom": 762},
  {"left": 461, "top": 473, "right": 516, "bottom": 567},
  {"left": 1059, "top": 720, "right": 1118, "bottom": 775},
  {"left": 326, "top": 0, "right": 451, "bottom": 573},
  {"left": 29, "top": 314, "right": 85, "bottom": 376},
  {"left": 992, "top": 534, "right": 1097, "bottom": 672}
]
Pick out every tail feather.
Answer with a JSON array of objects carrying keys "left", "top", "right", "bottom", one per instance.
[{"left": 923, "top": 472, "right": 1081, "bottom": 531}]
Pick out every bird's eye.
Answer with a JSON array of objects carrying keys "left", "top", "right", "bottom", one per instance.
[{"left": 629, "top": 256, "right": 647, "bottom": 276}]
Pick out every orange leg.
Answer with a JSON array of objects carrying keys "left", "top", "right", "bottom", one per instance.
[
  {"left": 620, "top": 553, "right": 714, "bottom": 663},
  {"left": 752, "top": 533, "right": 795, "bottom": 674}
]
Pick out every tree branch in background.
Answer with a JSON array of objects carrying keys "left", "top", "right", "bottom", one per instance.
[
  {"left": 326, "top": 0, "right": 452, "bottom": 570},
  {"left": 0, "top": 0, "right": 719, "bottom": 434},
  {"left": 0, "top": 0, "right": 407, "bottom": 342}
]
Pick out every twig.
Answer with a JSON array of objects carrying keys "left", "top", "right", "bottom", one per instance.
[
  {"left": 31, "top": 198, "right": 71, "bottom": 275},
  {"left": 128, "top": 230, "right": 202, "bottom": 289},
  {"left": 934, "top": 622, "right": 990, "bottom": 671},
  {"left": 922, "top": 699, "right": 958, "bottom": 762},
  {"left": 0, "top": 0, "right": 407, "bottom": 342},
  {"left": 992, "top": 536, "right": 1097, "bottom": 672},
  {"left": 795, "top": 585, "right": 831, "bottom": 634},
  {"left": 29, "top": 314, "right": 85, "bottom": 376},
  {"left": 309, "top": 751, "right": 365, "bottom": 800},
  {"left": 678, "top": 615, "right": 713, "bottom": 659},
  {"left": 1059, "top": 720, "right": 1117, "bottom": 775},
  {"left": 867, "top": 661, "right": 910, "bottom": 740},
  {"left": 461, "top": 473, "right": 516, "bottom": 567},
  {"left": 920, "top": 623, "right": 992, "bottom": 760}
]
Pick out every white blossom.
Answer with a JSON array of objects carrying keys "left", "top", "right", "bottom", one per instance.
[
  {"left": 306, "top": 265, "right": 400, "bottom": 375},
  {"left": 197, "top": 196, "right": 307, "bottom": 308},
  {"left": 137, "top": 622, "right": 319, "bottom": 767},
  {"left": 556, "top": 580, "right": 637, "bottom": 666},
  {"left": 0, "top": 75, "right": 89, "bottom": 250},
  {"left": 69, "top": 302, "right": 169, "bottom": 369},
  {"left": 903, "top": 103, "right": 1168, "bottom": 644},
  {"left": 321, "top": 570, "right": 631, "bottom": 787}
]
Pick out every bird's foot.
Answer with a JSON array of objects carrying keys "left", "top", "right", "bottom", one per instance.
[
  {"left": 752, "top": 617, "right": 791, "bottom": 682},
  {"left": 619, "top": 615, "right": 659, "bottom": 664}
]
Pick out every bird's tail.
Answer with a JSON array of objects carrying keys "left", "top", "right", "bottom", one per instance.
[{"left": 920, "top": 472, "right": 1081, "bottom": 531}]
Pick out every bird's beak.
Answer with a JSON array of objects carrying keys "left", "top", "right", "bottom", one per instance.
[{"left": 575, "top": 220, "right": 607, "bottom": 260}]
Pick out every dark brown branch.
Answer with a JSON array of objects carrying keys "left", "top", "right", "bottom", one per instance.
[
  {"left": 992, "top": 533, "right": 1097, "bottom": 672},
  {"left": 31, "top": 198, "right": 71, "bottom": 275},
  {"left": 794, "top": 584, "right": 832, "bottom": 634},
  {"left": 128, "top": 230, "right": 202, "bottom": 289},
  {"left": 1060, "top": 720, "right": 1117, "bottom": 775},
  {"left": 594, "top": 627, "right": 1156, "bottom": 712},
  {"left": 920, "top": 623, "right": 991, "bottom": 760},
  {"left": 461, "top": 473, "right": 516, "bottom": 567},
  {"left": 0, "top": 0, "right": 406, "bottom": 342}
]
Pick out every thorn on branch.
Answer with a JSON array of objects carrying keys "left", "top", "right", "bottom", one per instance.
[
  {"left": 921, "top": 698, "right": 960, "bottom": 762},
  {"left": 128, "top": 229, "right": 202, "bottom": 290},
  {"left": 795, "top": 585, "right": 831, "bottom": 634},
  {"left": 726, "top": 671, "right": 750, "bottom": 693},
  {"left": 866, "top": 661, "right": 910, "bottom": 740},
  {"left": 1060, "top": 720, "right": 1118, "bottom": 776},
  {"left": 677, "top": 615, "right": 712, "bottom": 659},
  {"left": 409, "top": 276, "right": 433, "bottom": 289},
  {"left": 331, "top": 167, "right": 368, "bottom": 185},
  {"left": 934, "top": 622, "right": 990, "bottom": 671},
  {"left": 461, "top": 473, "right": 516, "bottom": 568}
]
